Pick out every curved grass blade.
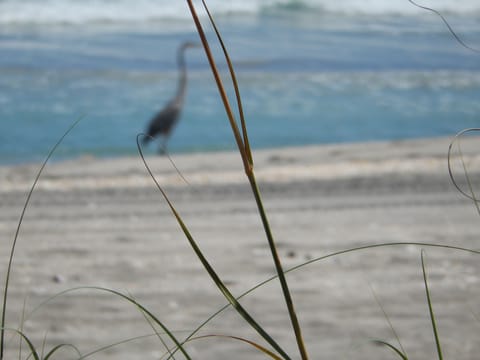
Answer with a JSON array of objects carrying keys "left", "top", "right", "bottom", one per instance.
[
  {"left": 421, "top": 251, "right": 443, "bottom": 360},
  {"left": 190, "top": 334, "right": 283, "bottom": 360},
  {"left": 130, "top": 291, "right": 175, "bottom": 359},
  {"left": 407, "top": 0, "right": 480, "bottom": 53},
  {"left": 372, "top": 340, "right": 408, "bottom": 360},
  {"left": 137, "top": 134, "right": 290, "bottom": 360},
  {"left": 44, "top": 344, "right": 82, "bottom": 360},
  {"left": 80, "top": 286, "right": 192, "bottom": 360},
  {"left": 2, "top": 329, "right": 40, "bottom": 360},
  {"left": 369, "top": 284, "right": 408, "bottom": 358},
  {"left": 1, "top": 117, "right": 83, "bottom": 360},
  {"left": 447, "top": 128, "right": 480, "bottom": 215},
  {"left": 77, "top": 333, "right": 156, "bottom": 360}
]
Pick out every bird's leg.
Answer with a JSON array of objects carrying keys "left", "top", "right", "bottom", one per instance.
[{"left": 158, "top": 137, "right": 167, "bottom": 155}]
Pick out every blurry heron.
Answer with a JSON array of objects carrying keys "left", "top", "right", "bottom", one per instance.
[{"left": 143, "top": 41, "right": 199, "bottom": 154}]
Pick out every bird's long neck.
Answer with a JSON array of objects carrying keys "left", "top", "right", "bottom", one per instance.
[{"left": 175, "top": 47, "right": 188, "bottom": 105}]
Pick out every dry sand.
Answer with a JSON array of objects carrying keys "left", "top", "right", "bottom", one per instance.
[{"left": 0, "top": 136, "right": 479, "bottom": 359}]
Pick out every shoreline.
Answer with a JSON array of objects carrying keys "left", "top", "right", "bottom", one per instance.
[{"left": 0, "top": 135, "right": 476, "bottom": 193}]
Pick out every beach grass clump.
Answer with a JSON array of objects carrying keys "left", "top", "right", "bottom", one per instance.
[{"left": 1, "top": 0, "right": 480, "bottom": 359}]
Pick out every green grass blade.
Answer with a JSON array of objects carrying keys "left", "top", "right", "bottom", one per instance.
[
  {"left": 372, "top": 340, "right": 408, "bottom": 360},
  {"left": 369, "top": 284, "right": 408, "bottom": 358},
  {"left": 185, "top": 0, "right": 250, "bottom": 174},
  {"left": 201, "top": 0, "right": 253, "bottom": 167},
  {"left": 447, "top": 128, "right": 480, "bottom": 215},
  {"left": 421, "top": 251, "right": 443, "bottom": 360},
  {"left": 1, "top": 117, "right": 82, "bottom": 360},
  {"left": 85, "top": 286, "right": 192, "bottom": 360},
  {"left": 44, "top": 344, "right": 82, "bottom": 360},
  {"left": 190, "top": 334, "right": 284, "bottom": 360},
  {"left": 248, "top": 176, "right": 309, "bottom": 360},
  {"left": 3, "top": 329, "right": 40, "bottom": 360},
  {"left": 130, "top": 292, "right": 175, "bottom": 359},
  {"left": 137, "top": 135, "right": 290, "bottom": 360},
  {"left": 184, "top": 3, "right": 308, "bottom": 357}
]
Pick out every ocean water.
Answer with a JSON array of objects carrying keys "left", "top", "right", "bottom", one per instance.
[{"left": 0, "top": 0, "right": 479, "bottom": 164}]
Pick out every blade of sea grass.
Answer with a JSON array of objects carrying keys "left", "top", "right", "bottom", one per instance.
[
  {"left": 2, "top": 329, "right": 40, "bottom": 360},
  {"left": 79, "top": 286, "right": 192, "bottom": 360},
  {"left": 44, "top": 343, "right": 82, "bottom": 360},
  {"left": 189, "top": 334, "right": 284, "bottom": 360},
  {"left": 184, "top": 1, "right": 250, "bottom": 174},
  {"left": 372, "top": 340, "right": 408, "bottom": 360},
  {"left": 421, "top": 251, "right": 443, "bottom": 360},
  {"left": 1, "top": 117, "right": 82, "bottom": 360},
  {"left": 200, "top": 0, "right": 252, "bottom": 166},
  {"left": 369, "top": 284, "right": 408, "bottom": 358},
  {"left": 186, "top": 2, "right": 308, "bottom": 358},
  {"left": 447, "top": 128, "right": 480, "bottom": 215},
  {"left": 137, "top": 135, "right": 290, "bottom": 360}
]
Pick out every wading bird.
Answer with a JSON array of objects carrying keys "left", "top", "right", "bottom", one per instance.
[{"left": 143, "top": 41, "right": 198, "bottom": 154}]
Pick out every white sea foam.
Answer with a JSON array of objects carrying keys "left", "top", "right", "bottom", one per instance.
[{"left": 0, "top": 0, "right": 478, "bottom": 26}]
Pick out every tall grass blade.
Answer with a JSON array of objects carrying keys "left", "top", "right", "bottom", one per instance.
[
  {"left": 137, "top": 135, "right": 290, "bottom": 359},
  {"left": 185, "top": 2, "right": 308, "bottom": 358},
  {"left": 407, "top": 0, "right": 480, "bottom": 53},
  {"left": 0, "top": 117, "right": 82, "bottom": 360},
  {"left": 185, "top": 0, "right": 250, "bottom": 174},
  {"left": 200, "top": 0, "right": 253, "bottom": 166},
  {"left": 421, "top": 251, "right": 443, "bottom": 360}
]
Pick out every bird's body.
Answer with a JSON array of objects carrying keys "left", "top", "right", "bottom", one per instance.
[{"left": 143, "top": 41, "right": 198, "bottom": 154}]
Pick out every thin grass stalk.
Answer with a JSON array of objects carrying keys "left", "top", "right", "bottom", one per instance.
[
  {"left": 186, "top": 2, "right": 309, "bottom": 358},
  {"left": 190, "top": 335, "right": 283, "bottom": 360},
  {"left": 407, "top": 0, "right": 480, "bottom": 53},
  {"left": 369, "top": 284, "right": 408, "bottom": 358},
  {"left": 372, "top": 340, "right": 408, "bottom": 360},
  {"left": 137, "top": 136, "right": 291, "bottom": 360},
  {"left": 447, "top": 128, "right": 480, "bottom": 214},
  {"left": 248, "top": 175, "right": 309, "bottom": 360},
  {"left": 201, "top": 0, "right": 253, "bottom": 166},
  {"left": 44, "top": 344, "right": 82, "bottom": 360},
  {"left": 456, "top": 139, "right": 480, "bottom": 215},
  {"left": 421, "top": 251, "right": 443, "bottom": 360},
  {"left": 0, "top": 118, "right": 82, "bottom": 360},
  {"left": 4, "top": 329, "right": 40, "bottom": 360},
  {"left": 83, "top": 286, "right": 193, "bottom": 360},
  {"left": 130, "top": 291, "right": 175, "bottom": 359},
  {"left": 185, "top": 0, "right": 250, "bottom": 175}
]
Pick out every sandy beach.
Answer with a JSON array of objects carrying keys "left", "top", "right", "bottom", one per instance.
[{"left": 0, "top": 136, "right": 479, "bottom": 359}]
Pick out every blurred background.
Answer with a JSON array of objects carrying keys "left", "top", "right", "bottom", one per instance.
[{"left": 0, "top": 0, "right": 479, "bottom": 164}]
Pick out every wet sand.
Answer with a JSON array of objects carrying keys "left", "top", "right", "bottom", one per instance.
[{"left": 0, "top": 136, "right": 479, "bottom": 359}]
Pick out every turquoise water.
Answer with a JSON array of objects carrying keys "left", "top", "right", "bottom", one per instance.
[{"left": 1, "top": 0, "right": 479, "bottom": 164}]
